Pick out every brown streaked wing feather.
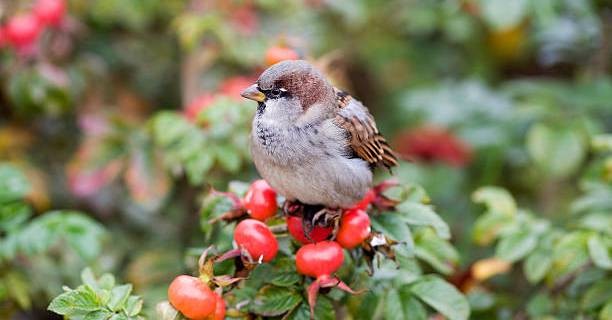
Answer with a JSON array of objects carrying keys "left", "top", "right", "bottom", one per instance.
[{"left": 333, "top": 89, "right": 398, "bottom": 169}]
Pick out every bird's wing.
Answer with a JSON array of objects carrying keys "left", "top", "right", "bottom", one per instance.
[{"left": 333, "top": 88, "right": 398, "bottom": 169}]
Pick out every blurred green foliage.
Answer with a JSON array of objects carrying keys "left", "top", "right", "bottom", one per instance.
[{"left": 0, "top": 0, "right": 611, "bottom": 319}]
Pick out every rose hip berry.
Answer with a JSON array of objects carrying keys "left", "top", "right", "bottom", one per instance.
[
  {"left": 336, "top": 209, "right": 371, "bottom": 249},
  {"left": 287, "top": 216, "right": 332, "bottom": 244},
  {"left": 34, "top": 0, "right": 66, "bottom": 27},
  {"left": 295, "top": 241, "right": 362, "bottom": 316},
  {"left": 5, "top": 13, "right": 41, "bottom": 49},
  {"left": 243, "top": 179, "right": 277, "bottom": 221},
  {"left": 264, "top": 46, "right": 299, "bottom": 66},
  {"left": 296, "top": 241, "right": 344, "bottom": 278},
  {"left": 168, "top": 275, "right": 216, "bottom": 320},
  {"left": 234, "top": 219, "right": 278, "bottom": 263},
  {"left": 352, "top": 188, "right": 375, "bottom": 210},
  {"left": 210, "top": 293, "right": 226, "bottom": 320}
]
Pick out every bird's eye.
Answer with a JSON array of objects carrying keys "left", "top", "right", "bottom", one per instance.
[{"left": 269, "top": 88, "right": 282, "bottom": 98}]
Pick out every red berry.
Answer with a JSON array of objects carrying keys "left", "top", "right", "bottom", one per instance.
[
  {"left": 210, "top": 293, "right": 226, "bottom": 320},
  {"left": 264, "top": 46, "right": 299, "bottom": 66},
  {"left": 183, "top": 93, "right": 216, "bottom": 123},
  {"left": 234, "top": 219, "right": 278, "bottom": 262},
  {"left": 296, "top": 241, "right": 344, "bottom": 278},
  {"left": 34, "top": 0, "right": 66, "bottom": 27},
  {"left": 5, "top": 13, "right": 42, "bottom": 49},
  {"left": 352, "top": 189, "right": 375, "bottom": 210},
  {"left": 286, "top": 216, "right": 332, "bottom": 244},
  {"left": 168, "top": 275, "right": 216, "bottom": 320},
  {"left": 336, "top": 209, "right": 371, "bottom": 249},
  {"left": 243, "top": 179, "right": 277, "bottom": 221}
]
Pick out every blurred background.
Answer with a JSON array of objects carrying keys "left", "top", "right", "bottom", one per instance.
[{"left": 1, "top": 0, "right": 611, "bottom": 319}]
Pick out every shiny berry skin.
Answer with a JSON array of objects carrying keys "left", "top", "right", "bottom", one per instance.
[
  {"left": 168, "top": 275, "right": 216, "bottom": 320},
  {"left": 243, "top": 180, "right": 277, "bottom": 221},
  {"left": 210, "top": 293, "right": 226, "bottom": 320},
  {"left": 352, "top": 189, "right": 375, "bottom": 210},
  {"left": 336, "top": 209, "right": 371, "bottom": 249},
  {"left": 34, "top": 0, "right": 66, "bottom": 27},
  {"left": 296, "top": 241, "right": 344, "bottom": 278},
  {"left": 5, "top": 14, "right": 41, "bottom": 49},
  {"left": 264, "top": 46, "right": 299, "bottom": 66},
  {"left": 234, "top": 219, "right": 278, "bottom": 262},
  {"left": 286, "top": 216, "right": 332, "bottom": 244}
]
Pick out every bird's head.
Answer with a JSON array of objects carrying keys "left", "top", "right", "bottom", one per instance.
[{"left": 241, "top": 60, "right": 336, "bottom": 122}]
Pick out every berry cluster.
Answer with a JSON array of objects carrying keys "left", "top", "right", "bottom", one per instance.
[
  {"left": 0, "top": 0, "right": 66, "bottom": 55},
  {"left": 167, "top": 179, "right": 395, "bottom": 319}
]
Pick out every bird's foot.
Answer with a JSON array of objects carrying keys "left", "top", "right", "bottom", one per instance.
[{"left": 311, "top": 207, "right": 343, "bottom": 239}]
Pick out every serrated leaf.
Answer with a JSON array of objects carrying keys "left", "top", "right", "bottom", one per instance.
[
  {"left": 397, "top": 202, "right": 450, "bottom": 239},
  {"left": 269, "top": 272, "right": 301, "bottom": 287},
  {"left": 527, "top": 123, "right": 586, "bottom": 178},
  {"left": 582, "top": 279, "right": 612, "bottom": 310},
  {"left": 384, "top": 289, "right": 426, "bottom": 320},
  {"left": 414, "top": 229, "right": 458, "bottom": 275},
  {"left": 83, "top": 310, "right": 114, "bottom": 320},
  {"left": 48, "top": 286, "right": 101, "bottom": 315},
  {"left": 124, "top": 296, "right": 143, "bottom": 316},
  {"left": 252, "top": 286, "right": 302, "bottom": 317},
  {"left": 472, "top": 186, "right": 516, "bottom": 216},
  {"left": 588, "top": 234, "right": 612, "bottom": 270},
  {"left": 496, "top": 230, "right": 538, "bottom": 262},
  {"left": 285, "top": 297, "right": 334, "bottom": 320},
  {"left": 523, "top": 247, "right": 552, "bottom": 283},
  {"left": 81, "top": 268, "right": 99, "bottom": 291},
  {"left": 411, "top": 276, "right": 470, "bottom": 320},
  {"left": 107, "top": 284, "right": 132, "bottom": 311}
]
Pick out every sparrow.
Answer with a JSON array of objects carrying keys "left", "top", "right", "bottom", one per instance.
[{"left": 240, "top": 60, "right": 397, "bottom": 213}]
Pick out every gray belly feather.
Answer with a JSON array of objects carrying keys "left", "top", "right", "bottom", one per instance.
[{"left": 250, "top": 118, "right": 372, "bottom": 208}]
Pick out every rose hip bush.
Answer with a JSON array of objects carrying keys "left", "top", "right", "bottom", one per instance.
[{"left": 1, "top": 0, "right": 611, "bottom": 319}]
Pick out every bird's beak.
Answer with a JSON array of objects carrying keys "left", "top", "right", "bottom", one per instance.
[{"left": 241, "top": 84, "right": 265, "bottom": 102}]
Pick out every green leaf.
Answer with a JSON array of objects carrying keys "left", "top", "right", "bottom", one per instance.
[
  {"left": 472, "top": 211, "right": 514, "bottom": 245},
  {"left": 472, "top": 186, "right": 516, "bottom": 216},
  {"left": 251, "top": 285, "right": 302, "bottom": 317},
  {"left": 527, "top": 123, "right": 586, "bottom": 178},
  {"left": 214, "top": 145, "right": 242, "bottom": 173},
  {"left": 0, "top": 202, "right": 31, "bottom": 232},
  {"left": 0, "top": 164, "right": 31, "bottom": 203},
  {"left": 582, "top": 279, "right": 612, "bottom": 310},
  {"left": 496, "top": 230, "right": 538, "bottom": 262},
  {"left": 600, "top": 300, "right": 612, "bottom": 320},
  {"left": 269, "top": 272, "right": 301, "bottom": 287},
  {"left": 467, "top": 288, "right": 495, "bottom": 311},
  {"left": 548, "top": 231, "right": 591, "bottom": 282},
  {"left": 83, "top": 310, "right": 114, "bottom": 320},
  {"left": 523, "top": 247, "right": 553, "bottom": 283},
  {"left": 285, "top": 297, "right": 334, "bottom": 320},
  {"left": 123, "top": 295, "right": 144, "bottom": 317},
  {"left": 414, "top": 229, "right": 458, "bottom": 275},
  {"left": 48, "top": 285, "right": 101, "bottom": 316},
  {"left": 384, "top": 289, "right": 427, "bottom": 320},
  {"left": 107, "top": 284, "right": 133, "bottom": 311},
  {"left": 411, "top": 276, "right": 470, "bottom": 320},
  {"left": 5, "top": 271, "right": 31, "bottom": 309},
  {"left": 397, "top": 202, "right": 450, "bottom": 240},
  {"left": 588, "top": 234, "right": 612, "bottom": 270}
]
